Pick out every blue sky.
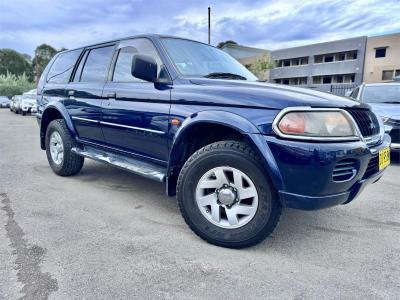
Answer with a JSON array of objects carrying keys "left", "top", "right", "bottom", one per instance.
[{"left": 1, "top": 0, "right": 400, "bottom": 56}]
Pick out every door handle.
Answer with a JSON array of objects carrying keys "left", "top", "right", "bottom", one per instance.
[{"left": 105, "top": 92, "right": 116, "bottom": 99}]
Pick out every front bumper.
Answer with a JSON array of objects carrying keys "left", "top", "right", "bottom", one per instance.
[
  {"left": 21, "top": 105, "right": 37, "bottom": 113},
  {"left": 264, "top": 134, "right": 391, "bottom": 210}
]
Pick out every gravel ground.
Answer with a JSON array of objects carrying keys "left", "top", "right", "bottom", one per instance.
[{"left": 0, "top": 109, "right": 399, "bottom": 300}]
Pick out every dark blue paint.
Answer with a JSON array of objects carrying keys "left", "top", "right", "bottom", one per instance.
[{"left": 37, "top": 34, "right": 390, "bottom": 211}]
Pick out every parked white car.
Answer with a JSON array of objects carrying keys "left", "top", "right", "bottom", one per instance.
[{"left": 20, "top": 89, "right": 37, "bottom": 116}]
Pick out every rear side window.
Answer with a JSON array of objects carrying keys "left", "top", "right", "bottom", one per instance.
[
  {"left": 46, "top": 49, "right": 82, "bottom": 84},
  {"left": 80, "top": 46, "right": 115, "bottom": 82}
]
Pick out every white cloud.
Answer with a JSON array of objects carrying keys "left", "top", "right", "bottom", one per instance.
[{"left": 0, "top": 0, "right": 399, "bottom": 55}]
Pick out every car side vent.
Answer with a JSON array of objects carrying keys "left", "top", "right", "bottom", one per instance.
[{"left": 332, "top": 159, "right": 357, "bottom": 182}]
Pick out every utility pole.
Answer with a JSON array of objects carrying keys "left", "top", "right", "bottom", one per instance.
[{"left": 208, "top": 7, "right": 211, "bottom": 45}]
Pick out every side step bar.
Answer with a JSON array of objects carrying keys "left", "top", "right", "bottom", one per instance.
[{"left": 71, "top": 146, "right": 166, "bottom": 182}]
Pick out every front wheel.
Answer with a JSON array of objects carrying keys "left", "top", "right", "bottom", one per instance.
[
  {"left": 177, "top": 141, "right": 282, "bottom": 248},
  {"left": 45, "top": 119, "right": 84, "bottom": 176}
]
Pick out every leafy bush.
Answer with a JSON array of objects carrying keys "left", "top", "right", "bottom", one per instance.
[
  {"left": 0, "top": 72, "right": 35, "bottom": 98},
  {"left": 247, "top": 54, "right": 275, "bottom": 80}
]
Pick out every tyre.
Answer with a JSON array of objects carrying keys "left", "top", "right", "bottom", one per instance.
[
  {"left": 177, "top": 140, "right": 282, "bottom": 248},
  {"left": 22, "top": 111, "right": 26, "bottom": 116},
  {"left": 45, "top": 119, "right": 84, "bottom": 176}
]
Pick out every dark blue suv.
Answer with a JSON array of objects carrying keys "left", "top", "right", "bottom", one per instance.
[{"left": 37, "top": 35, "right": 391, "bottom": 248}]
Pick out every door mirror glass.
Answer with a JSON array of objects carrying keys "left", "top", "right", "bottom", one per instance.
[{"left": 131, "top": 54, "right": 158, "bottom": 82}]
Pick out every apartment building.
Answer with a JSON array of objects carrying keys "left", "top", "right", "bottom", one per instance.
[
  {"left": 363, "top": 33, "right": 400, "bottom": 83},
  {"left": 269, "top": 36, "right": 367, "bottom": 93}
]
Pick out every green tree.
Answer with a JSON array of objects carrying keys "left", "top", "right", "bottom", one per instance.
[
  {"left": 216, "top": 40, "right": 238, "bottom": 49},
  {"left": 32, "top": 44, "right": 57, "bottom": 83},
  {"left": 0, "top": 72, "right": 35, "bottom": 98},
  {"left": 0, "top": 49, "right": 33, "bottom": 80}
]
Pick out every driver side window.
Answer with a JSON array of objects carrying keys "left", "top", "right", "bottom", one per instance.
[{"left": 112, "top": 38, "right": 167, "bottom": 82}]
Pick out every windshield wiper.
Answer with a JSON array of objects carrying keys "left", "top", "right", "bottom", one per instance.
[
  {"left": 381, "top": 101, "right": 400, "bottom": 104},
  {"left": 204, "top": 72, "right": 247, "bottom": 80}
]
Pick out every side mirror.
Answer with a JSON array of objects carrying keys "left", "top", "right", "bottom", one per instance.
[{"left": 131, "top": 54, "right": 158, "bottom": 82}]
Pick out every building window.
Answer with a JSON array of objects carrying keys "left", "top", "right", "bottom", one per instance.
[
  {"left": 375, "top": 47, "right": 387, "bottom": 58},
  {"left": 314, "top": 51, "right": 358, "bottom": 64},
  {"left": 300, "top": 57, "right": 308, "bottom": 65},
  {"left": 283, "top": 60, "right": 290, "bottom": 67},
  {"left": 274, "top": 77, "right": 307, "bottom": 85},
  {"left": 314, "top": 55, "right": 323, "bottom": 64},
  {"left": 313, "top": 73, "right": 355, "bottom": 84},
  {"left": 299, "top": 77, "right": 307, "bottom": 85},
  {"left": 323, "top": 76, "right": 332, "bottom": 84},
  {"left": 382, "top": 70, "right": 394, "bottom": 80},
  {"left": 395, "top": 70, "right": 400, "bottom": 77},
  {"left": 346, "top": 51, "right": 357, "bottom": 60}
]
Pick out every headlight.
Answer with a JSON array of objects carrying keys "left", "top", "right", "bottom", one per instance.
[{"left": 273, "top": 108, "right": 359, "bottom": 141}]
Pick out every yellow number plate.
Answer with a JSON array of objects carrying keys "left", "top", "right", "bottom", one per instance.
[{"left": 379, "top": 147, "right": 390, "bottom": 170}]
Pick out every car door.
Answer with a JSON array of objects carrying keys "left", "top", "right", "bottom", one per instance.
[
  {"left": 40, "top": 49, "right": 82, "bottom": 118},
  {"left": 101, "top": 38, "right": 171, "bottom": 162},
  {"left": 65, "top": 44, "right": 115, "bottom": 143}
]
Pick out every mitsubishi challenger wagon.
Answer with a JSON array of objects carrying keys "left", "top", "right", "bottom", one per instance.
[{"left": 37, "top": 35, "right": 391, "bottom": 248}]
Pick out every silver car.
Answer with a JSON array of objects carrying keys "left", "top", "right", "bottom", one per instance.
[{"left": 0, "top": 96, "right": 10, "bottom": 108}]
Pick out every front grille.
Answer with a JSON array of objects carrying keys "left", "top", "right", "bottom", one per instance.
[
  {"left": 363, "top": 155, "right": 379, "bottom": 179},
  {"left": 346, "top": 109, "right": 380, "bottom": 137},
  {"left": 332, "top": 159, "right": 357, "bottom": 182}
]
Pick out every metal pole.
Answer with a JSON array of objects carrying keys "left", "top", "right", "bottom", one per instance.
[{"left": 208, "top": 7, "right": 211, "bottom": 45}]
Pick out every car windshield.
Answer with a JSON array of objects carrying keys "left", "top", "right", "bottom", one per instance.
[
  {"left": 362, "top": 85, "right": 400, "bottom": 103},
  {"left": 161, "top": 38, "right": 258, "bottom": 81}
]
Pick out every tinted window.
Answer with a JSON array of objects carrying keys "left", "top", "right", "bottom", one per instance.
[
  {"left": 80, "top": 46, "right": 115, "bottom": 82},
  {"left": 47, "top": 49, "right": 82, "bottom": 83},
  {"left": 113, "top": 39, "right": 164, "bottom": 82}
]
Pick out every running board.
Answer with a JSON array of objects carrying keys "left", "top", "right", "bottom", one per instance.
[{"left": 71, "top": 146, "right": 166, "bottom": 182}]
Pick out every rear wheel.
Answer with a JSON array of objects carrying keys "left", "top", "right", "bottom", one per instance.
[
  {"left": 177, "top": 140, "right": 282, "bottom": 248},
  {"left": 45, "top": 119, "right": 84, "bottom": 176}
]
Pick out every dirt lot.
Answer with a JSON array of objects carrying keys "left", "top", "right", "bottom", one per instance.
[{"left": 0, "top": 109, "right": 399, "bottom": 299}]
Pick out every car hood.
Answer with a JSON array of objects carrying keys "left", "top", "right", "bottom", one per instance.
[
  {"left": 366, "top": 102, "right": 400, "bottom": 120},
  {"left": 188, "top": 78, "right": 362, "bottom": 109}
]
